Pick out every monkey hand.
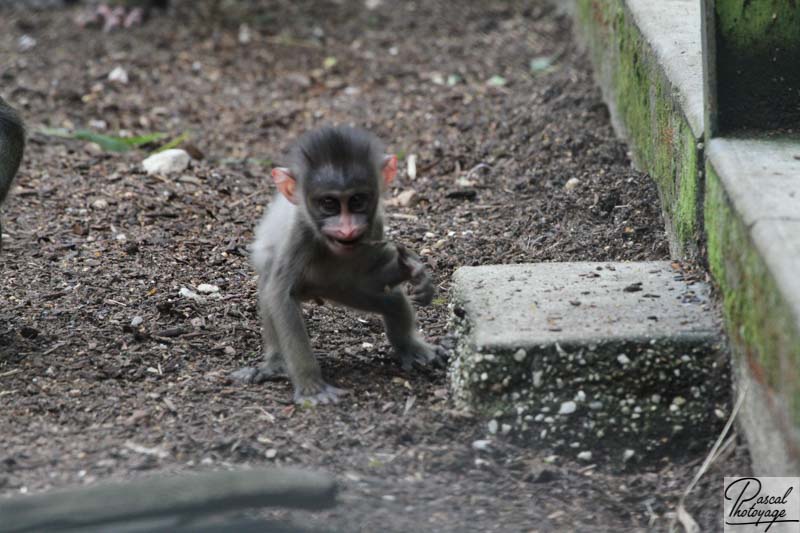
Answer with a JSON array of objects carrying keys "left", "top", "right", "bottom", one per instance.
[{"left": 396, "top": 245, "right": 435, "bottom": 307}]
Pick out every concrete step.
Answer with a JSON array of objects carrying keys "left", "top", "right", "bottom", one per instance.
[
  {"left": 449, "top": 262, "right": 729, "bottom": 464},
  {"left": 571, "top": 0, "right": 800, "bottom": 474}
]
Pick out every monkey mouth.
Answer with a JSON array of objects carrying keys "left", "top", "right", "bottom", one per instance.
[{"left": 328, "top": 236, "right": 362, "bottom": 252}]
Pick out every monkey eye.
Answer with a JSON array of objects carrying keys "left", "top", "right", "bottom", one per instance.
[
  {"left": 349, "top": 193, "right": 369, "bottom": 213},
  {"left": 318, "top": 196, "right": 340, "bottom": 215}
]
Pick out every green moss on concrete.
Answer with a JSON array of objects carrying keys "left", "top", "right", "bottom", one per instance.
[
  {"left": 675, "top": 126, "right": 699, "bottom": 244},
  {"left": 713, "top": 0, "right": 800, "bottom": 131},
  {"left": 575, "top": 0, "right": 702, "bottom": 258},
  {"left": 715, "top": 0, "right": 800, "bottom": 55},
  {"left": 705, "top": 164, "right": 800, "bottom": 425}
]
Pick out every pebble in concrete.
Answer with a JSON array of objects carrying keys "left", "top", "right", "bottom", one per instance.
[{"left": 449, "top": 262, "right": 729, "bottom": 463}]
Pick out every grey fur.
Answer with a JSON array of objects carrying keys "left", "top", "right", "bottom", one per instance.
[
  {"left": 0, "top": 97, "right": 25, "bottom": 248},
  {"left": 235, "top": 126, "right": 438, "bottom": 404}
]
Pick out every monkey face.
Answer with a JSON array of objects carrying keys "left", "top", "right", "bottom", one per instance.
[
  {"left": 309, "top": 190, "right": 375, "bottom": 255},
  {"left": 270, "top": 126, "right": 398, "bottom": 257}
]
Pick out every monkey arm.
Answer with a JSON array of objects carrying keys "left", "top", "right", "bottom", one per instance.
[
  {"left": 357, "top": 242, "right": 435, "bottom": 307},
  {"left": 396, "top": 245, "right": 435, "bottom": 306},
  {"left": 0, "top": 99, "right": 24, "bottom": 204},
  {"left": 369, "top": 243, "right": 413, "bottom": 288},
  {"left": 0, "top": 98, "right": 24, "bottom": 250}
]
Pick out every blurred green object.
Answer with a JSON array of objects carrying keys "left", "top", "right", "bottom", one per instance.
[
  {"left": 40, "top": 127, "right": 167, "bottom": 153},
  {"left": 530, "top": 56, "right": 554, "bottom": 73}
]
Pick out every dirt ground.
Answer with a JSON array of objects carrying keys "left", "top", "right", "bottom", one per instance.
[{"left": 0, "top": 1, "right": 750, "bottom": 531}]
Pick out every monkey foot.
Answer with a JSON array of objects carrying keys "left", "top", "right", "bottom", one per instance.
[
  {"left": 230, "top": 364, "right": 285, "bottom": 385},
  {"left": 75, "top": 5, "right": 145, "bottom": 32},
  {"left": 294, "top": 383, "right": 348, "bottom": 406},
  {"left": 398, "top": 342, "right": 447, "bottom": 372}
]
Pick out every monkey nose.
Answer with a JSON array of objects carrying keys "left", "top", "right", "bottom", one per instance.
[{"left": 336, "top": 228, "right": 361, "bottom": 241}]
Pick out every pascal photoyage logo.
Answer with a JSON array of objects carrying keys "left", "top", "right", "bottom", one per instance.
[{"left": 724, "top": 477, "right": 800, "bottom": 532}]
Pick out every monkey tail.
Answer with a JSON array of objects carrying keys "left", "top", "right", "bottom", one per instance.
[{"left": 0, "top": 98, "right": 25, "bottom": 206}]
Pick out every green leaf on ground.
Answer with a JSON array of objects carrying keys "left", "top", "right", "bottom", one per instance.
[
  {"left": 486, "top": 75, "right": 507, "bottom": 87},
  {"left": 40, "top": 127, "right": 167, "bottom": 152},
  {"left": 152, "top": 132, "right": 190, "bottom": 154},
  {"left": 530, "top": 56, "right": 554, "bottom": 73}
]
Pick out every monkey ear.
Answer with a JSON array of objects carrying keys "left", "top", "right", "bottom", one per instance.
[
  {"left": 272, "top": 167, "right": 299, "bottom": 205},
  {"left": 382, "top": 155, "right": 398, "bottom": 187}
]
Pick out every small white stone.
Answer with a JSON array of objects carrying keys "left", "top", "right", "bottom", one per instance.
[
  {"left": 577, "top": 451, "right": 592, "bottom": 462},
  {"left": 623, "top": 449, "right": 635, "bottom": 461},
  {"left": 487, "top": 419, "right": 499, "bottom": 434},
  {"left": 91, "top": 198, "right": 109, "bottom": 210},
  {"left": 179, "top": 287, "right": 203, "bottom": 301},
  {"left": 513, "top": 348, "right": 526, "bottom": 362},
  {"left": 265, "top": 449, "right": 277, "bottom": 459},
  {"left": 108, "top": 66, "right": 129, "bottom": 84},
  {"left": 564, "top": 177, "right": 581, "bottom": 191},
  {"left": 558, "top": 401, "right": 577, "bottom": 415},
  {"left": 407, "top": 154, "right": 417, "bottom": 180},
  {"left": 387, "top": 189, "right": 418, "bottom": 207},
  {"left": 197, "top": 283, "right": 220, "bottom": 294},
  {"left": 238, "top": 23, "right": 251, "bottom": 44},
  {"left": 672, "top": 396, "right": 686, "bottom": 406},
  {"left": 574, "top": 390, "right": 586, "bottom": 402},
  {"left": 142, "top": 149, "right": 191, "bottom": 175},
  {"left": 471, "top": 439, "right": 491, "bottom": 451},
  {"left": 18, "top": 34, "right": 36, "bottom": 52},
  {"left": 501, "top": 424, "right": 512, "bottom": 435},
  {"left": 617, "top": 354, "right": 631, "bottom": 365},
  {"left": 532, "top": 370, "right": 543, "bottom": 388},
  {"left": 381, "top": 494, "right": 396, "bottom": 502},
  {"left": 130, "top": 316, "right": 144, "bottom": 327}
]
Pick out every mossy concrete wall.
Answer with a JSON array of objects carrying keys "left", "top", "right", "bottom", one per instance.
[
  {"left": 705, "top": 163, "right": 800, "bottom": 473},
  {"left": 574, "top": 0, "right": 703, "bottom": 260},
  {"left": 711, "top": 0, "right": 800, "bottom": 132},
  {"left": 568, "top": 0, "right": 800, "bottom": 473}
]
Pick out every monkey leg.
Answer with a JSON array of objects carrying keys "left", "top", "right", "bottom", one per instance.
[
  {"left": 269, "top": 292, "right": 346, "bottom": 405},
  {"left": 230, "top": 287, "right": 288, "bottom": 384},
  {"left": 381, "top": 289, "right": 440, "bottom": 370}
]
